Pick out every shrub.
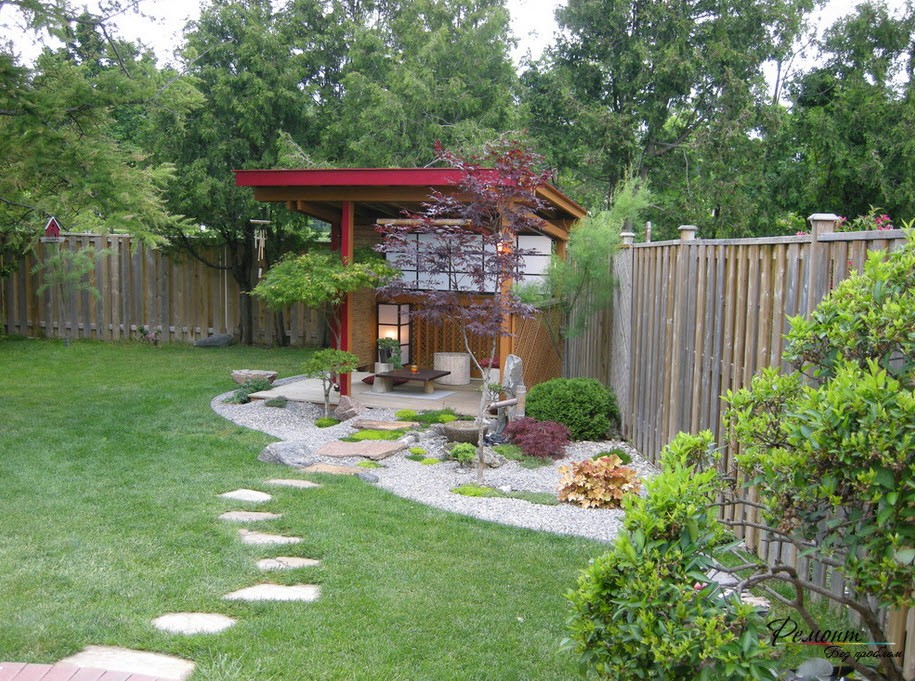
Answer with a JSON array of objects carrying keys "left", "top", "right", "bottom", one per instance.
[
  {"left": 503, "top": 417, "right": 570, "bottom": 458},
  {"left": 395, "top": 409, "right": 418, "bottom": 421},
  {"left": 224, "top": 377, "right": 273, "bottom": 404},
  {"left": 558, "top": 455, "right": 641, "bottom": 509},
  {"left": 526, "top": 377, "right": 619, "bottom": 440},
  {"left": 264, "top": 396, "right": 287, "bottom": 409},
  {"left": 592, "top": 447, "right": 632, "bottom": 465},
  {"left": 449, "top": 442, "right": 476, "bottom": 464},
  {"left": 566, "top": 433, "right": 775, "bottom": 680},
  {"left": 314, "top": 416, "right": 340, "bottom": 428}
]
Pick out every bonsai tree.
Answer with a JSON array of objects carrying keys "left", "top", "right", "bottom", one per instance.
[
  {"left": 251, "top": 250, "right": 397, "bottom": 348},
  {"left": 377, "top": 138, "right": 552, "bottom": 483},
  {"left": 376, "top": 337, "right": 403, "bottom": 368},
  {"left": 303, "top": 348, "right": 360, "bottom": 417}
]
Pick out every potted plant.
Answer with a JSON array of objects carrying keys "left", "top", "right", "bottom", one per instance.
[{"left": 377, "top": 337, "right": 403, "bottom": 368}]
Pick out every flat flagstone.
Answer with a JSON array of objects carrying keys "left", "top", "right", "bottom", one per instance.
[
  {"left": 218, "top": 511, "right": 281, "bottom": 522},
  {"left": 151, "top": 613, "right": 236, "bottom": 635},
  {"left": 219, "top": 488, "right": 271, "bottom": 503},
  {"left": 238, "top": 529, "right": 301, "bottom": 545},
  {"left": 264, "top": 478, "right": 320, "bottom": 489},
  {"left": 223, "top": 583, "right": 321, "bottom": 602},
  {"left": 257, "top": 556, "right": 320, "bottom": 571},
  {"left": 299, "top": 463, "right": 365, "bottom": 476},
  {"left": 58, "top": 646, "right": 195, "bottom": 681},
  {"left": 312, "top": 440, "right": 405, "bottom": 461},
  {"left": 351, "top": 419, "right": 419, "bottom": 431}
]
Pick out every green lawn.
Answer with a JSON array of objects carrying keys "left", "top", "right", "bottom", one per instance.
[{"left": 0, "top": 338, "right": 606, "bottom": 680}]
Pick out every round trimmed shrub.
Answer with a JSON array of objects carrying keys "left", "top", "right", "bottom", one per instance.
[{"left": 526, "top": 377, "right": 618, "bottom": 441}]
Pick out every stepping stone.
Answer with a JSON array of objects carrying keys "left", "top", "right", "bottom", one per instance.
[
  {"left": 264, "top": 478, "right": 320, "bottom": 489},
  {"left": 219, "top": 488, "right": 271, "bottom": 503},
  {"left": 239, "top": 529, "right": 301, "bottom": 545},
  {"left": 152, "top": 613, "right": 237, "bottom": 635},
  {"left": 223, "top": 583, "right": 321, "bottom": 602},
  {"left": 312, "top": 440, "right": 405, "bottom": 461},
  {"left": 351, "top": 419, "right": 419, "bottom": 431},
  {"left": 219, "top": 511, "right": 281, "bottom": 522},
  {"left": 58, "top": 645, "right": 195, "bottom": 681},
  {"left": 300, "top": 463, "right": 365, "bottom": 476},
  {"left": 257, "top": 556, "right": 320, "bottom": 571}
]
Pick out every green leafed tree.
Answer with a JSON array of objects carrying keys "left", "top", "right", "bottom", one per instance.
[{"left": 0, "top": 2, "right": 196, "bottom": 276}]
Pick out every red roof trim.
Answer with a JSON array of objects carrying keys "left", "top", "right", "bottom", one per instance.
[{"left": 233, "top": 168, "right": 476, "bottom": 187}]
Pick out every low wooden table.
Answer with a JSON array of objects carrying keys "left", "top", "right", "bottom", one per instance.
[{"left": 375, "top": 368, "right": 451, "bottom": 394}]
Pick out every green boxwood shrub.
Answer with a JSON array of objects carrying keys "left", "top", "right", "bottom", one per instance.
[{"left": 526, "top": 377, "right": 619, "bottom": 440}]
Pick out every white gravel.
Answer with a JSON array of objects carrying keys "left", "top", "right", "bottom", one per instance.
[{"left": 211, "top": 376, "right": 658, "bottom": 544}]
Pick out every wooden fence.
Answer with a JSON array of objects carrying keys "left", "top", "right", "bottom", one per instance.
[
  {"left": 565, "top": 220, "right": 913, "bottom": 677},
  {"left": 0, "top": 234, "right": 323, "bottom": 346}
]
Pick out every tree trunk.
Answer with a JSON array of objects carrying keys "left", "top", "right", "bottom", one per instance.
[{"left": 274, "top": 309, "right": 289, "bottom": 347}]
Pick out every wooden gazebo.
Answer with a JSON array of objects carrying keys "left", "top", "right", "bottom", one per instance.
[{"left": 234, "top": 168, "right": 587, "bottom": 395}]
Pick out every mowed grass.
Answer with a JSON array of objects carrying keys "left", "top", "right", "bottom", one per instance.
[{"left": 0, "top": 338, "right": 607, "bottom": 680}]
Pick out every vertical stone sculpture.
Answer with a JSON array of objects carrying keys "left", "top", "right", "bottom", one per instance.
[{"left": 502, "top": 354, "right": 526, "bottom": 419}]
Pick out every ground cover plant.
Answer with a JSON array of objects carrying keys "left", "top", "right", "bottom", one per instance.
[
  {"left": 493, "top": 443, "right": 553, "bottom": 469},
  {"left": 340, "top": 428, "right": 404, "bottom": 442},
  {"left": 0, "top": 338, "right": 605, "bottom": 679},
  {"left": 451, "top": 484, "right": 559, "bottom": 506}
]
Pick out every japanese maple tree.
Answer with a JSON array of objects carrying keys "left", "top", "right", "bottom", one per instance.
[{"left": 377, "top": 138, "right": 553, "bottom": 482}]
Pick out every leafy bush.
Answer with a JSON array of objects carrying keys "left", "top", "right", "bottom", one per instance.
[
  {"left": 340, "top": 429, "right": 404, "bottom": 442},
  {"left": 592, "top": 448, "right": 632, "bottom": 465},
  {"left": 264, "top": 396, "right": 287, "bottom": 408},
  {"left": 503, "top": 417, "right": 570, "bottom": 458},
  {"left": 449, "top": 443, "right": 476, "bottom": 464},
  {"left": 395, "top": 409, "right": 418, "bottom": 421},
  {"left": 566, "top": 432, "right": 775, "bottom": 680},
  {"left": 526, "top": 377, "right": 619, "bottom": 440},
  {"left": 314, "top": 416, "right": 340, "bottom": 428},
  {"left": 224, "top": 377, "right": 273, "bottom": 404},
  {"left": 557, "top": 455, "right": 641, "bottom": 509}
]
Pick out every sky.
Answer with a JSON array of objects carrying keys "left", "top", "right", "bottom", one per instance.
[{"left": 1, "top": 0, "right": 910, "bottom": 70}]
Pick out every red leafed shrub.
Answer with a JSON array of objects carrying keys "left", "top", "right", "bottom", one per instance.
[
  {"left": 504, "top": 417, "right": 570, "bottom": 459},
  {"left": 558, "top": 455, "right": 641, "bottom": 509}
]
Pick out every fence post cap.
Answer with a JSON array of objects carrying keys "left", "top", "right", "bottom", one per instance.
[
  {"left": 807, "top": 213, "right": 840, "bottom": 222},
  {"left": 619, "top": 231, "right": 635, "bottom": 247},
  {"left": 678, "top": 225, "right": 698, "bottom": 240}
]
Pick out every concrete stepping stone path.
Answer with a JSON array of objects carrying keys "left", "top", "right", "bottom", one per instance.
[
  {"left": 238, "top": 529, "right": 301, "bottom": 545},
  {"left": 218, "top": 511, "right": 281, "bottom": 522},
  {"left": 219, "top": 489, "right": 271, "bottom": 503},
  {"left": 313, "top": 440, "right": 405, "bottom": 461},
  {"left": 257, "top": 556, "right": 320, "bottom": 571},
  {"left": 264, "top": 479, "right": 320, "bottom": 489},
  {"left": 151, "top": 613, "right": 236, "bottom": 635},
  {"left": 223, "top": 583, "right": 321, "bottom": 602},
  {"left": 58, "top": 646, "right": 195, "bottom": 681}
]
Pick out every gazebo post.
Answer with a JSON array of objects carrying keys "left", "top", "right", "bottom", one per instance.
[{"left": 335, "top": 201, "right": 355, "bottom": 396}]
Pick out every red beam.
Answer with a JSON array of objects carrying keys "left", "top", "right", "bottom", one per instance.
[{"left": 338, "top": 201, "right": 354, "bottom": 396}]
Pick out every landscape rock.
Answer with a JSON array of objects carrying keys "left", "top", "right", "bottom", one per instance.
[
  {"left": 223, "top": 583, "right": 321, "bottom": 602},
  {"left": 152, "top": 613, "right": 236, "bottom": 635},
  {"left": 59, "top": 646, "right": 195, "bottom": 681},
  {"left": 258, "top": 441, "right": 315, "bottom": 467},
  {"left": 257, "top": 556, "right": 320, "bottom": 570},
  {"left": 300, "top": 463, "right": 365, "bottom": 476},
  {"left": 219, "top": 488, "right": 271, "bottom": 503},
  {"left": 194, "top": 333, "right": 234, "bottom": 348},
  {"left": 441, "top": 420, "right": 486, "bottom": 444},
  {"left": 333, "top": 396, "right": 366, "bottom": 420},
  {"left": 480, "top": 446, "right": 507, "bottom": 468},
  {"left": 357, "top": 472, "right": 380, "bottom": 483},
  {"left": 231, "top": 369, "right": 278, "bottom": 385},
  {"left": 351, "top": 419, "right": 419, "bottom": 431},
  {"left": 313, "top": 440, "right": 405, "bottom": 461}
]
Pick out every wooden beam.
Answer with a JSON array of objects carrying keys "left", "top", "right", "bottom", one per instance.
[
  {"left": 294, "top": 200, "right": 342, "bottom": 224},
  {"left": 536, "top": 185, "right": 588, "bottom": 220},
  {"left": 253, "top": 186, "right": 457, "bottom": 203}
]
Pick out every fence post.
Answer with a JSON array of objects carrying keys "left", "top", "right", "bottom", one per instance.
[
  {"left": 619, "top": 231, "right": 635, "bottom": 247},
  {"left": 805, "top": 213, "right": 839, "bottom": 315}
]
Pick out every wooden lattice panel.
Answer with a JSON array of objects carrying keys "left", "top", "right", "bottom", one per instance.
[
  {"left": 411, "top": 314, "right": 490, "bottom": 372},
  {"left": 512, "top": 307, "right": 563, "bottom": 387}
]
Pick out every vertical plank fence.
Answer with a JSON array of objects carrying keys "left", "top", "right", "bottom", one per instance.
[
  {"left": 565, "top": 222, "right": 912, "bottom": 678},
  {"left": 0, "top": 234, "right": 323, "bottom": 346}
]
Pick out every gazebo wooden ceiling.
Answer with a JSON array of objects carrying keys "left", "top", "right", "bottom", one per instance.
[{"left": 233, "top": 168, "right": 587, "bottom": 240}]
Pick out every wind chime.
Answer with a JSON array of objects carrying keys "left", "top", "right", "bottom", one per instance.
[{"left": 250, "top": 218, "right": 270, "bottom": 280}]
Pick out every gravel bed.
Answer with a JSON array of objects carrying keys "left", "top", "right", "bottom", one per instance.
[{"left": 211, "top": 378, "right": 658, "bottom": 544}]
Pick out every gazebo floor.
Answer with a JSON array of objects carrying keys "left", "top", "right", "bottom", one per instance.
[{"left": 249, "top": 372, "right": 485, "bottom": 416}]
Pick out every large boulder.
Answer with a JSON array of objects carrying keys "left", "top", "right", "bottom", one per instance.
[
  {"left": 258, "top": 441, "right": 315, "bottom": 467},
  {"left": 232, "top": 369, "right": 278, "bottom": 385},
  {"left": 195, "top": 333, "right": 234, "bottom": 348},
  {"left": 333, "top": 396, "right": 366, "bottom": 421}
]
